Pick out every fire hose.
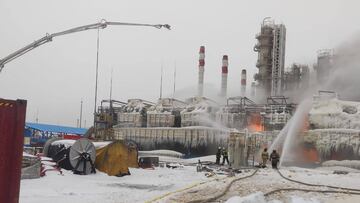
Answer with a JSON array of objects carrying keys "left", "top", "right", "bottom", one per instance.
[
  {"left": 149, "top": 167, "right": 360, "bottom": 203},
  {"left": 275, "top": 168, "right": 360, "bottom": 192},
  {"left": 264, "top": 188, "right": 360, "bottom": 197},
  {"left": 187, "top": 168, "right": 259, "bottom": 203},
  {"left": 262, "top": 168, "right": 360, "bottom": 198},
  {"left": 189, "top": 168, "right": 360, "bottom": 203}
]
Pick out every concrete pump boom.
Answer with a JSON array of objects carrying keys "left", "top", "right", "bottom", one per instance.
[{"left": 0, "top": 19, "right": 170, "bottom": 72}]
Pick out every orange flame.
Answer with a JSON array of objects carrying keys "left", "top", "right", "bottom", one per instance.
[
  {"left": 248, "top": 113, "right": 263, "bottom": 132},
  {"left": 302, "top": 147, "right": 319, "bottom": 162},
  {"left": 302, "top": 114, "right": 309, "bottom": 132}
]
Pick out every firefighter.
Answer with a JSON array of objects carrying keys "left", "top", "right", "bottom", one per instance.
[
  {"left": 196, "top": 160, "right": 202, "bottom": 172},
  {"left": 222, "top": 147, "right": 230, "bottom": 165},
  {"left": 270, "top": 149, "right": 280, "bottom": 169},
  {"left": 216, "top": 147, "right": 222, "bottom": 164},
  {"left": 261, "top": 148, "right": 269, "bottom": 167}
]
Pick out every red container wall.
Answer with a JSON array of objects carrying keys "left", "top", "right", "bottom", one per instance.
[{"left": 0, "top": 99, "right": 27, "bottom": 203}]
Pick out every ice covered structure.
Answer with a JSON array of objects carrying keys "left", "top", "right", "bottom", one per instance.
[
  {"left": 180, "top": 97, "right": 220, "bottom": 127},
  {"left": 215, "top": 97, "right": 250, "bottom": 130},
  {"left": 309, "top": 92, "right": 360, "bottom": 129},
  {"left": 304, "top": 129, "right": 360, "bottom": 161},
  {"left": 303, "top": 91, "right": 360, "bottom": 161},
  {"left": 146, "top": 98, "right": 187, "bottom": 127},
  {"left": 215, "top": 96, "right": 294, "bottom": 131},
  {"left": 117, "top": 99, "right": 154, "bottom": 127},
  {"left": 114, "top": 126, "right": 229, "bottom": 156}
]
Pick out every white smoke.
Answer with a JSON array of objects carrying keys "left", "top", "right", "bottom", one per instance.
[
  {"left": 271, "top": 33, "right": 360, "bottom": 166},
  {"left": 318, "top": 33, "right": 360, "bottom": 100}
]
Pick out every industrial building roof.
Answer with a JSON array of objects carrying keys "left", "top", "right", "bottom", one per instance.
[{"left": 26, "top": 122, "right": 87, "bottom": 135}]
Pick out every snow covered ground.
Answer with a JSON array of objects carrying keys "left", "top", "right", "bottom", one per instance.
[
  {"left": 20, "top": 156, "right": 360, "bottom": 203},
  {"left": 20, "top": 165, "right": 210, "bottom": 203},
  {"left": 162, "top": 165, "right": 360, "bottom": 203}
]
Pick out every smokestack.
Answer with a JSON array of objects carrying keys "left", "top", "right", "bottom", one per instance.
[
  {"left": 198, "top": 46, "right": 205, "bottom": 97},
  {"left": 220, "top": 55, "right": 228, "bottom": 98},
  {"left": 241, "top": 69, "right": 247, "bottom": 96},
  {"left": 251, "top": 82, "right": 256, "bottom": 97}
]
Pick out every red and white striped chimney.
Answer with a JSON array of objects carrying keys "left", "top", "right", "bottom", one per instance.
[
  {"left": 198, "top": 46, "right": 205, "bottom": 97},
  {"left": 241, "top": 69, "right": 247, "bottom": 96},
  {"left": 220, "top": 55, "right": 228, "bottom": 98}
]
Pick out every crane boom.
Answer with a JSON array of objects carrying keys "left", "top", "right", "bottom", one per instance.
[{"left": 0, "top": 19, "right": 170, "bottom": 72}]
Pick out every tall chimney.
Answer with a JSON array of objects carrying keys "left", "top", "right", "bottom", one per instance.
[
  {"left": 241, "top": 69, "right": 247, "bottom": 96},
  {"left": 251, "top": 82, "right": 256, "bottom": 97},
  {"left": 198, "top": 46, "right": 205, "bottom": 97},
  {"left": 220, "top": 55, "right": 228, "bottom": 98}
]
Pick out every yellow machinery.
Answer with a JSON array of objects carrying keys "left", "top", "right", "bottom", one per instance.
[{"left": 95, "top": 140, "right": 138, "bottom": 176}]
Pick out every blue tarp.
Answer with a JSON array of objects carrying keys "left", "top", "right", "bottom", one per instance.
[{"left": 26, "top": 122, "right": 88, "bottom": 135}]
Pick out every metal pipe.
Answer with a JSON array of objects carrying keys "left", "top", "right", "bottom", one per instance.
[{"left": 0, "top": 19, "right": 170, "bottom": 71}]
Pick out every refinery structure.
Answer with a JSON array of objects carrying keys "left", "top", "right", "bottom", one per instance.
[
  {"left": 253, "top": 18, "right": 310, "bottom": 103},
  {"left": 86, "top": 17, "right": 360, "bottom": 165},
  {"left": 2, "top": 17, "right": 358, "bottom": 173},
  {"left": 3, "top": 14, "right": 360, "bottom": 203},
  {"left": 81, "top": 19, "right": 308, "bottom": 158}
]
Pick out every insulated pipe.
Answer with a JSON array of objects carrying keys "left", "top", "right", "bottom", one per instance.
[
  {"left": 220, "top": 55, "right": 228, "bottom": 98},
  {"left": 241, "top": 69, "right": 247, "bottom": 96},
  {"left": 198, "top": 46, "right": 205, "bottom": 97}
]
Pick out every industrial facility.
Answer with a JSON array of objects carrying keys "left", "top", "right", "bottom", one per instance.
[
  {"left": 12, "top": 17, "right": 355, "bottom": 165},
  {"left": 87, "top": 33, "right": 299, "bottom": 156},
  {"left": 1, "top": 0, "right": 360, "bottom": 202},
  {"left": 254, "top": 17, "right": 286, "bottom": 101}
]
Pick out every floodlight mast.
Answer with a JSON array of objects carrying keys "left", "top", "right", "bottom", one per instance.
[{"left": 0, "top": 19, "right": 170, "bottom": 72}]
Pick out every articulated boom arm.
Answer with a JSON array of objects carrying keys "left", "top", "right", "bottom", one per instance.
[{"left": 0, "top": 19, "right": 170, "bottom": 72}]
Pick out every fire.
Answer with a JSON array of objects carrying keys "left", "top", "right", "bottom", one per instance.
[
  {"left": 249, "top": 124, "right": 263, "bottom": 132},
  {"left": 302, "top": 147, "right": 319, "bottom": 162},
  {"left": 302, "top": 114, "right": 309, "bottom": 132},
  {"left": 248, "top": 113, "right": 263, "bottom": 132}
]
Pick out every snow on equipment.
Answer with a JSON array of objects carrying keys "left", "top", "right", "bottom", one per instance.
[
  {"left": 21, "top": 153, "right": 41, "bottom": 179},
  {"left": 69, "top": 138, "right": 96, "bottom": 175},
  {"left": 43, "top": 137, "right": 63, "bottom": 157},
  {"left": 48, "top": 140, "right": 73, "bottom": 170},
  {"left": 45, "top": 138, "right": 96, "bottom": 175},
  {"left": 139, "top": 157, "right": 159, "bottom": 168},
  {"left": 228, "top": 130, "right": 248, "bottom": 168},
  {"left": 95, "top": 140, "right": 138, "bottom": 176}
]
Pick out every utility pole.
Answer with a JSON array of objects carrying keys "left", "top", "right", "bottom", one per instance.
[
  {"left": 79, "top": 99, "right": 83, "bottom": 128},
  {"left": 172, "top": 61, "right": 177, "bottom": 111},
  {"left": 159, "top": 64, "right": 163, "bottom": 99},
  {"left": 109, "top": 68, "right": 113, "bottom": 114},
  {"left": 35, "top": 109, "right": 39, "bottom": 123},
  {"left": 173, "top": 61, "right": 177, "bottom": 99},
  {"left": 93, "top": 28, "right": 100, "bottom": 137}
]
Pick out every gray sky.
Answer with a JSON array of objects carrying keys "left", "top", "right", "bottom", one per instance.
[{"left": 1, "top": 0, "right": 360, "bottom": 127}]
